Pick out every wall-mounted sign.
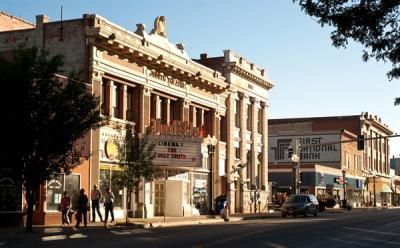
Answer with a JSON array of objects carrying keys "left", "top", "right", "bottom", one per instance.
[
  {"left": 319, "top": 173, "right": 325, "bottom": 185},
  {"left": 148, "top": 134, "right": 202, "bottom": 167},
  {"left": 105, "top": 138, "right": 119, "bottom": 160},
  {"left": 148, "top": 119, "right": 207, "bottom": 138},
  {"left": 195, "top": 179, "right": 207, "bottom": 188},
  {"left": 269, "top": 134, "right": 341, "bottom": 163},
  {"left": 100, "top": 127, "right": 123, "bottom": 161},
  {"left": 149, "top": 70, "right": 186, "bottom": 89}
]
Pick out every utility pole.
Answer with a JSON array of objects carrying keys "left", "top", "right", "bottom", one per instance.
[{"left": 288, "top": 140, "right": 301, "bottom": 194}]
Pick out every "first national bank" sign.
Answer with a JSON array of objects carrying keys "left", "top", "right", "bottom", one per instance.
[{"left": 269, "top": 133, "right": 341, "bottom": 163}]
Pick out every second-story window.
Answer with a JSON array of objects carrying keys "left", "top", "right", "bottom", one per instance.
[
  {"left": 247, "top": 104, "right": 252, "bottom": 131},
  {"left": 235, "top": 100, "right": 240, "bottom": 128},
  {"left": 101, "top": 81, "right": 108, "bottom": 115},
  {"left": 113, "top": 82, "right": 122, "bottom": 119},
  {"left": 235, "top": 147, "right": 240, "bottom": 159},
  {"left": 170, "top": 100, "right": 180, "bottom": 121},
  {"left": 126, "top": 87, "right": 135, "bottom": 122}
]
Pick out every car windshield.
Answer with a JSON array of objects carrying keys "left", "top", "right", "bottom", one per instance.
[{"left": 289, "top": 195, "right": 307, "bottom": 203}]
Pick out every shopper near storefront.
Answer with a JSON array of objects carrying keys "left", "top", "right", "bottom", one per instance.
[
  {"left": 60, "top": 191, "right": 71, "bottom": 226},
  {"left": 103, "top": 187, "right": 115, "bottom": 226},
  {"left": 90, "top": 184, "right": 103, "bottom": 222},
  {"left": 75, "top": 188, "right": 89, "bottom": 228}
]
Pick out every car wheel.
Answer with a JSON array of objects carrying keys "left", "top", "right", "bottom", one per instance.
[
  {"left": 314, "top": 209, "right": 318, "bottom": 217},
  {"left": 304, "top": 208, "right": 308, "bottom": 217}
]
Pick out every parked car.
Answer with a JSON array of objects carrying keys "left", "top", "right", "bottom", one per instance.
[{"left": 281, "top": 194, "right": 319, "bottom": 218}]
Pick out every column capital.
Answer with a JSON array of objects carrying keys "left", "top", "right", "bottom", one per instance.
[
  {"left": 139, "top": 85, "right": 152, "bottom": 96},
  {"left": 238, "top": 92, "right": 249, "bottom": 99},
  {"left": 180, "top": 98, "right": 191, "bottom": 107},
  {"left": 91, "top": 70, "right": 104, "bottom": 81},
  {"left": 260, "top": 100, "right": 269, "bottom": 108}
]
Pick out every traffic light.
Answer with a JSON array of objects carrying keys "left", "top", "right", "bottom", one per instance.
[
  {"left": 299, "top": 172, "right": 304, "bottom": 183},
  {"left": 288, "top": 147, "right": 293, "bottom": 159},
  {"left": 357, "top": 134, "right": 365, "bottom": 150}
]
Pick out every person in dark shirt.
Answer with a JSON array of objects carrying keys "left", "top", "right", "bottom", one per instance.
[{"left": 75, "top": 188, "right": 89, "bottom": 228}]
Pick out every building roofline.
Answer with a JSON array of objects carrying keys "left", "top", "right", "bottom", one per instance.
[
  {"left": 269, "top": 114, "right": 361, "bottom": 123},
  {"left": 0, "top": 11, "right": 36, "bottom": 27}
]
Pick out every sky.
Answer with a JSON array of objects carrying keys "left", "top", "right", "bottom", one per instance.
[{"left": 2, "top": 0, "right": 399, "bottom": 156}]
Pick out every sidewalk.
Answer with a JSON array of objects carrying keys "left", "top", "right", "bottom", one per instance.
[
  {"left": 124, "top": 212, "right": 281, "bottom": 228},
  {"left": 1, "top": 205, "right": 398, "bottom": 236}
]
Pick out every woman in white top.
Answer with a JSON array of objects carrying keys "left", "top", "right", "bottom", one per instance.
[{"left": 103, "top": 187, "right": 115, "bottom": 226}]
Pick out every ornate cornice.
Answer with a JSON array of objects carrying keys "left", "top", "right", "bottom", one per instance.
[
  {"left": 84, "top": 14, "right": 227, "bottom": 94},
  {"left": 229, "top": 64, "right": 273, "bottom": 90}
]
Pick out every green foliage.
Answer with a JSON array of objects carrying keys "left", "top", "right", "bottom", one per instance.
[
  {"left": 114, "top": 124, "right": 156, "bottom": 193},
  {"left": 294, "top": 1, "right": 400, "bottom": 81},
  {"left": 0, "top": 47, "right": 106, "bottom": 231}
]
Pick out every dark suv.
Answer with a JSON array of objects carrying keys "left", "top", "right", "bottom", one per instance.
[{"left": 281, "top": 194, "right": 319, "bottom": 218}]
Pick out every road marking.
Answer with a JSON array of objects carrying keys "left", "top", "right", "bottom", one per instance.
[
  {"left": 111, "top": 229, "right": 152, "bottom": 235},
  {"left": 69, "top": 233, "right": 88, "bottom": 239},
  {"left": 343, "top": 227, "right": 400, "bottom": 236},
  {"left": 42, "top": 235, "right": 67, "bottom": 241},
  {"left": 261, "top": 242, "right": 286, "bottom": 248},
  {"left": 384, "top": 220, "right": 400, "bottom": 226}
]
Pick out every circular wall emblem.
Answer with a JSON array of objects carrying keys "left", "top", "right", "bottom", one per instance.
[{"left": 105, "top": 138, "right": 119, "bottom": 160}]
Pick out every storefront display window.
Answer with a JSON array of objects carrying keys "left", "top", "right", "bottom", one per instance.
[
  {"left": 0, "top": 170, "right": 22, "bottom": 211},
  {"left": 46, "top": 174, "right": 80, "bottom": 211},
  {"left": 192, "top": 173, "right": 208, "bottom": 215},
  {"left": 100, "top": 165, "right": 123, "bottom": 209}
]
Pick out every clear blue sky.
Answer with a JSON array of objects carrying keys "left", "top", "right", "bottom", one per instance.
[{"left": 2, "top": 0, "right": 399, "bottom": 156}]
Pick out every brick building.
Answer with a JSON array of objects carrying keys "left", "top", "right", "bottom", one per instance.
[
  {"left": 0, "top": 12, "right": 273, "bottom": 225},
  {"left": 269, "top": 112, "right": 393, "bottom": 207}
]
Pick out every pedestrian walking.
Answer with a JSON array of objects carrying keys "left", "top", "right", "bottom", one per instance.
[
  {"left": 90, "top": 184, "right": 103, "bottom": 222},
  {"left": 103, "top": 187, "right": 115, "bottom": 226},
  {"left": 220, "top": 199, "right": 229, "bottom": 222},
  {"left": 60, "top": 191, "right": 71, "bottom": 226},
  {"left": 75, "top": 188, "right": 89, "bottom": 228}
]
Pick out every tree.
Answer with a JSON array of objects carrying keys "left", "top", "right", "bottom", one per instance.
[
  {"left": 114, "top": 124, "right": 156, "bottom": 223},
  {"left": 293, "top": 0, "right": 400, "bottom": 103},
  {"left": 0, "top": 47, "right": 106, "bottom": 232}
]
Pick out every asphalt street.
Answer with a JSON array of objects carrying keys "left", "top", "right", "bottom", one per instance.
[{"left": 2, "top": 208, "right": 400, "bottom": 248}]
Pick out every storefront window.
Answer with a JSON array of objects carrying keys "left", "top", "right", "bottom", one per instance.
[
  {"left": 192, "top": 173, "right": 208, "bottom": 215},
  {"left": 46, "top": 174, "right": 80, "bottom": 211},
  {"left": 100, "top": 165, "right": 123, "bottom": 209},
  {"left": 0, "top": 170, "right": 22, "bottom": 211}
]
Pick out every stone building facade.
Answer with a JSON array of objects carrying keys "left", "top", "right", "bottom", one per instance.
[
  {"left": 0, "top": 12, "right": 273, "bottom": 225},
  {"left": 269, "top": 113, "right": 393, "bottom": 207}
]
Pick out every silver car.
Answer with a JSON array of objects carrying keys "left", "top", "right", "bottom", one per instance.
[{"left": 281, "top": 194, "right": 319, "bottom": 218}]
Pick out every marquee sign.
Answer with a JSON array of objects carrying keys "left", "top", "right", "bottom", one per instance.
[{"left": 148, "top": 134, "right": 203, "bottom": 167}]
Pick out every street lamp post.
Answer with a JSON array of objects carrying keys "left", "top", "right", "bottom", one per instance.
[{"left": 204, "top": 135, "right": 217, "bottom": 216}]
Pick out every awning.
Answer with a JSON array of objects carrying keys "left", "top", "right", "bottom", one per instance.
[{"left": 381, "top": 184, "right": 393, "bottom": 193}]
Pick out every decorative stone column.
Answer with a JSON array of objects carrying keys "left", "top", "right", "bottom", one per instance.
[
  {"left": 139, "top": 86, "right": 151, "bottom": 133},
  {"left": 121, "top": 85, "right": 128, "bottom": 120},
  {"left": 239, "top": 93, "right": 249, "bottom": 183},
  {"left": 90, "top": 70, "right": 103, "bottom": 195},
  {"left": 226, "top": 91, "right": 237, "bottom": 213},
  {"left": 261, "top": 101, "right": 269, "bottom": 190},
  {"left": 251, "top": 98, "right": 260, "bottom": 188}
]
